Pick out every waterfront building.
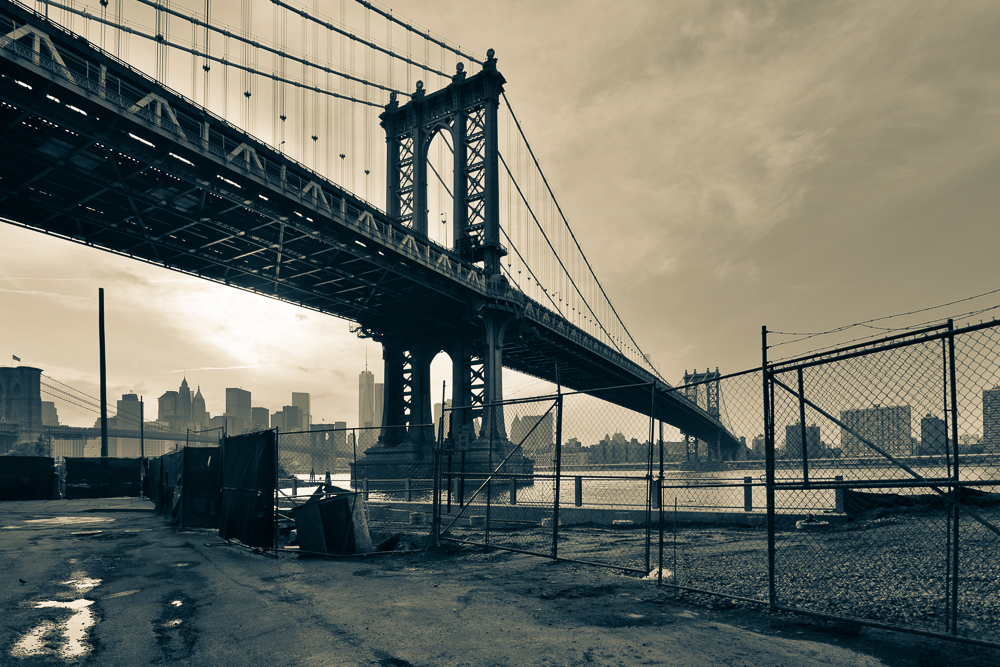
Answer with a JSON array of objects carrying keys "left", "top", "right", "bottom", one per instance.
[
  {"left": 984, "top": 386, "right": 1000, "bottom": 453},
  {"left": 840, "top": 405, "right": 912, "bottom": 458},
  {"left": 919, "top": 414, "right": 948, "bottom": 456},
  {"left": 785, "top": 423, "right": 822, "bottom": 459}
]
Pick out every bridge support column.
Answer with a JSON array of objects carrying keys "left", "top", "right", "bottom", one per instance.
[{"left": 480, "top": 310, "right": 510, "bottom": 444}]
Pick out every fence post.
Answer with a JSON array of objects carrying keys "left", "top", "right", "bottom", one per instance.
[
  {"left": 552, "top": 393, "right": 563, "bottom": 559},
  {"left": 363, "top": 478, "right": 369, "bottom": 501},
  {"left": 292, "top": 476, "right": 298, "bottom": 497},
  {"left": 744, "top": 476, "right": 753, "bottom": 512},
  {"left": 834, "top": 475, "right": 844, "bottom": 513},
  {"left": 405, "top": 478, "right": 411, "bottom": 502},
  {"left": 763, "top": 325, "right": 777, "bottom": 611},
  {"left": 574, "top": 476, "right": 583, "bottom": 507},
  {"left": 947, "top": 319, "right": 960, "bottom": 635},
  {"left": 797, "top": 368, "right": 810, "bottom": 485},
  {"left": 509, "top": 477, "right": 517, "bottom": 505}
]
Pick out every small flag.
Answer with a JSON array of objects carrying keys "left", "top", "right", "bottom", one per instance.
[{"left": 12, "top": 355, "right": 20, "bottom": 362}]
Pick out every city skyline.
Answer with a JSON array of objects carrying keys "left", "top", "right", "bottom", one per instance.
[{"left": 3, "top": 1, "right": 1000, "bottom": 427}]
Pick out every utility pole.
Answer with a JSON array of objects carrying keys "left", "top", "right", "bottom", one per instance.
[{"left": 99, "top": 288, "right": 109, "bottom": 458}]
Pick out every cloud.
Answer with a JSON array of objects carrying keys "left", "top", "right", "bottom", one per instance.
[{"left": 170, "top": 365, "right": 261, "bottom": 372}]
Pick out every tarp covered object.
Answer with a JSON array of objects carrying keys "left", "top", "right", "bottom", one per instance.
[
  {"left": 64, "top": 457, "right": 141, "bottom": 498},
  {"left": 147, "top": 456, "right": 163, "bottom": 511},
  {"left": 0, "top": 456, "right": 56, "bottom": 500},
  {"left": 844, "top": 486, "right": 1000, "bottom": 516},
  {"left": 292, "top": 493, "right": 373, "bottom": 555},
  {"left": 220, "top": 431, "right": 275, "bottom": 548}
]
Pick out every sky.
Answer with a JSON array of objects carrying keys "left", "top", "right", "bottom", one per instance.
[{"left": 3, "top": 0, "right": 1000, "bottom": 427}]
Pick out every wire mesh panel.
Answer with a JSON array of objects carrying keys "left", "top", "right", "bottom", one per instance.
[
  {"left": 951, "top": 324, "right": 1000, "bottom": 640},
  {"left": 765, "top": 321, "right": 1000, "bottom": 644},
  {"left": 554, "top": 386, "right": 655, "bottom": 573},
  {"left": 439, "top": 396, "right": 559, "bottom": 558},
  {"left": 657, "top": 370, "right": 770, "bottom": 601}
]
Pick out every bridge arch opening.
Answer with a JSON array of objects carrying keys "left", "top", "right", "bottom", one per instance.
[
  {"left": 425, "top": 127, "right": 455, "bottom": 250},
  {"left": 430, "top": 349, "right": 453, "bottom": 438}
]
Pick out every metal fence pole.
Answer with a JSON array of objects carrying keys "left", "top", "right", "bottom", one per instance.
[
  {"left": 552, "top": 393, "right": 563, "bottom": 559},
  {"left": 797, "top": 368, "right": 810, "bottom": 485},
  {"left": 658, "top": 417, "right": 664, "bottom": 586},
  {"left": 645, "top": 384, "right": 655, "bottom": 574},
  {"left": 763, "top": 325, "right": 777, "bottom": 610},
  {"left": 947, "top": 320, "right": 960, "bottom": 635},
  {"left": 486, "top": 405, "right": 493, "bottom": 548}
]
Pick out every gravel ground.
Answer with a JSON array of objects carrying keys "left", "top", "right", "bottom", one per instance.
[{"left": 439, "top": 508, "right": 1000, "bottom": 646}]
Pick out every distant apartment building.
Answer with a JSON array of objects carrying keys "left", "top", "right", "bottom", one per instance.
[
  {"left": 984, "top": 386, "right": 1000, "bottom": 452},
  {"left": 840, "top": 405, "right": 912, "bottom": 458},
  {"left": 919, "top": 414, "right": 948, "bottom": 456},
  {"left": 785, "top": 423, "right": 822, "bottom": 459}
]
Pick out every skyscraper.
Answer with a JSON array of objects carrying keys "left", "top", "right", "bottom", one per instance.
[
  {"left": 225, "top": 388, "right": 252, "bottom": 433},
  {"left": 359, "top": 370, "right": 374, "bottom": 429},
  {"left": 178, "top": 377, "right": 192, "bottom": 424},
  {"left": 292, "top": 392, "right": 311, "bottom": 429},
  {"left": 191, "top": 386, "right": 207, "bottom": 428},
  {"left": 251, "top": 407, "right": 270, "bottom": 430},
  {"left": 225, "top": 388, "right": 252, "bottom": 422}
]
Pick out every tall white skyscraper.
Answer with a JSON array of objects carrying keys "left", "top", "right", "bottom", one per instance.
[{"left": 359, "top": 370, "right": 375, "bottom": 429}]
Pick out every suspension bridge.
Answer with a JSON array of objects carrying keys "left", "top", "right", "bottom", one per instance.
[{"left": 0, "top": 0, "right": 741, "bottom": 474}]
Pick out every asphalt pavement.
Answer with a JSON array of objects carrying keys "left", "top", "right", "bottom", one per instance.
[{"left": 2, "top": 498, "right": 998, "bottom": 666}]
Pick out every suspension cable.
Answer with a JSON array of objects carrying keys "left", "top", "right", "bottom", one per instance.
[
  {"left": 42, "top": 1, "right": 387, "bottom": 107},
  {"left": 271, "top": 0, "right": 450, "bottom": 78},
  {"left": 351, "top": 0, "right": 481, "bottom": 64},
  {"left": 127, "top": 0, "right": 403, "bottom": 99},
  {"left": 502, "top": 93, "right": 662, "bottom": 380}
]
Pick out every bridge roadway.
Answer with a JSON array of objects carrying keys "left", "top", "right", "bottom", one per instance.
[{"left": 0, "top": 3, "right": 740, "bottom": 454}]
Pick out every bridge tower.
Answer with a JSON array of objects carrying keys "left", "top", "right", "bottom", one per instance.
[
  {"left": 353, "top": 51, "right": 528, "bottom": 482},
  {"left": 682, "top": 368, "right": 723, "bottom": 462}
]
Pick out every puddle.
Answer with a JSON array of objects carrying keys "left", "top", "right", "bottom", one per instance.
[
  {"left": 25, "top": 516, "right": 114, "bottom": 526},
  {"left": 104, "top": 589, "right": 140, "bottom": 600},
  {"left": 3, "top": 525, "right": 24, "bottom": 530},
  {"left": 70, "top": 530, "right": 104, "bottom": 537},
  {"left": 164, "top": 619, "right": 183, "bottom": 627},
  {"left": 11, "top": 600, "right": 96, "bottom": 660},
  {"left": 63, "top": 572, "right": 102, "bottom": 593},
  {"left": 170, "top": 600, "right": 183, "bottom": 607},
  {"left": 173, "top": 563, "right": 190, "bottom": 567}
]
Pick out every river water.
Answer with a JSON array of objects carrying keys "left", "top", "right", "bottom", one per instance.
[{"left": 285, "top": 466, "right": 999, "bottom": 514}]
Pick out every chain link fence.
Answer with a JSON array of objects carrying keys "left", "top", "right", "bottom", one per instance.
[{"left": 764, "top": 320, "right": 1000, "bottom": 645}]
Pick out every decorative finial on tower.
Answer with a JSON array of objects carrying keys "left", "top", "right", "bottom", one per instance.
[
  {"left": 452, "top": 62, "right": 466, "bottom": 83},
  {"left": 485, "top": 48, "right": 497, "bottom": 72},
  {"left": 413, "top": 80, "right": 425, "bottom": 100}
]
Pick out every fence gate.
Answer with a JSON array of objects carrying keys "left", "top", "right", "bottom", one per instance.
[{"left": 763, "top": 321, "right": 1000, "bottom": 644}]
